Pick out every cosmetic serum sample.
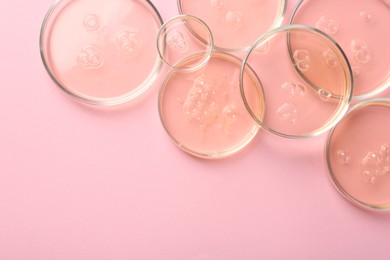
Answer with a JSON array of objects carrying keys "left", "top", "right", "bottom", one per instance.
[
  {"left": 178, "top": 0, "right": 286, "bottom": 51},
  {"left": 40, "top": 0, "right": 162, "bottom": 106},
  {"left": 159, "top": 52, "right": 264, "bottom": 158},
  {"left": 290, "top": 0, "right": 390, "bottom": 99},
  {"left": 241, "top": 25, "right": 353, "bottom": 138},
  {"left": 327, "top": 100, "right": 390, "bottom": 210}
]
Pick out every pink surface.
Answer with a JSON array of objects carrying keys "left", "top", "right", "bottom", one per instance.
[{"left": 1, "top": 0, "right": 390, "bottom": 260}]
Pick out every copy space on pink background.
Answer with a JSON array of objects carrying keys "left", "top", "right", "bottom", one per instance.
[{"left": 1, "top": 1, "right": 390, "bottom": 260}]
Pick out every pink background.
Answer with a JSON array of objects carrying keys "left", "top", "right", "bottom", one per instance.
[{"left": 1, "top": 0, "right": 390, "bottom": 259}]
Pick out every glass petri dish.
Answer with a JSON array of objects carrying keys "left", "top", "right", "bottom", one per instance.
[
  {"left": 177, "top": 0, "right": 286, "bottom": 52},
  {"left": 240, "top": 25, "right": 353, "bottom": 139},
  {"left": 157, "top": 15, "right": 214, "bottom": 72},
  {"left": 159, "top": 51, "right": 265, "bottom": 159},
  {"left": 40, "top": 0, "right": 163, "bottom": 106},
  {"left": 326, "top": 99, "right": 390, "bottom": 210},
  {"left": 290, "top": 0, "right": 390, "bottom": 100}
]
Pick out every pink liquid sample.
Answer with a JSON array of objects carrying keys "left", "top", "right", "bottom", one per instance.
[
  {"left": 178, "top": 0, "right": 286, "bottom": 51},
  {"left": 242, "top": 26, "right": 352, "bottom": 138},
  {"left": 327, "top": 100, "right": 390, "bottom": 209},
  {"left": 291, "top": 0, "right": 390, "bottom": 99},
  {"left": 159, "top": 52, "right": 264, "bottom": 158},
  {"left": 41, "top": 0, "right": 162, "bottom": 105}
]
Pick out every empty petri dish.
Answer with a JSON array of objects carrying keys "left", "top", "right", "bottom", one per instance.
[
  {"left": 178, "top": 0, "right": 286, "bottom": 52},
  {"left": 40, "top": 0, "right": 163, "bottom": 106},
  {"left": 290, "top": 0, "right": 390, "bottom": 100},
  {"left": 157, "top": 15, "right": 214, "bottom": 72},
  {"left": 240, "top": 25, "right": 353, "bottom": 139},
  {"left": 326, "top": 99, "right": 390, "bottom": 210},
  {"left": 159, "top": 51, "right": 265, "bottom": 159}
]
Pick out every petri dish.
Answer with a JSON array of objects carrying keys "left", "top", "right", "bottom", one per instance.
[
  {"left": 326, "top": 99, "right": 390, "bottom": 210},
  {"left": 159, "top": 51, "right": 265, "bottom": 159},
  {"left": 157, "top": 15, "right": 214, "bottom": 72},
  {"left": 240, "top": 25, "right": 353, "bottom": 139},
  {"left": 40, "top": 0, "right": 163, "bottom": 106},
  {"left": 290, "top": 0, "right": 390, "bottom": 100},
  {"left": 178, "top": 0, "right": 286, "bottom": 52}
]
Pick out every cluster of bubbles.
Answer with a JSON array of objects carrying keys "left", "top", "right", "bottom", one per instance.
[
  {"left": 115, "top": 31, "right": 143, "bottom": 57},
  {"left": 361, "top": 144, "right": 390, "bottom": 185},
  {"left": 323, "top": 49, "right": 339, "bottom": 69},
  {"left": 315, "top": 16, "right": 339, "bottom": 35},
  {"left": 293, "top": 49, "right": 311, "bottom": 72},
  {"left": 350, "top": 39, "right": 372, "bottom": 64},
  {"left": 83, "top": 14, "right": 100, "bottom": 31},
  {"left": 226, "top": 10, "right": 243, "bottom": 27},
  {"left": 168, "top": 31, "right": 188, "bottom": 53},
  {"left": 277, "top": 102, "right": 298, "bottom": 124},
  {"left": 210, "top": 0, "right": 225, "bottom": 9},
  {"left": 78, "top": 45, "right": 103, "bottom": 69}
]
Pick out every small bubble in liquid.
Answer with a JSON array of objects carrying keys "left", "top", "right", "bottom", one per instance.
[
  {"left": 318, "top": 88, "right": 332, "bottom": 101},
  {"left": 362, "top": 170, "right": 377, "bottom": 184},
  {"left": 84, "top": 14, "right": 100, "bottom": 31},
  {"left": 360, "top": 11, "right": 373, "bottom": 22},
  {"left": 316, "top": 16, "right": 339, "bottom": 35},
  {"left": 277, "top": 103, "right": 298, "bottom": 124},
  {"left": 223, "top": 104, "right": 240, "bottom": 124},
  {"left": 281, "top": 82, "right": 306, "bottom": 97},
  {"left": 226, "top": 10, "right": 243, "bottom": 27},
  {"left": 168, "top": 31, "right": 188, "bottom": 53},
  {"left": 352, "top": 66, "right": 361, "bottom": 77},
  {"left": 337, "top": 150, "right": 351, "bottom": 165},
  {"left": 323, "top": 49, "right": 339, "bottom": 68},
  {"left": 210, "top": 0, "right": 225, "bottom": 9},
  {"left": 78, "top": 45, "right": 103, "bottom": 69},
  {"left": 293, "top": 50, "right": 311, "bottom": 72}
]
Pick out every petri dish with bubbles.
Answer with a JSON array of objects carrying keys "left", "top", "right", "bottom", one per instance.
[
  {"left": 290, "top": 0, "right": 390, "bottom": 100},
  {"left": 240, "top": 25, "right": 353, "bottom": 139},
  {"left": 326, "top": 99, "right": 390, "bottom": 210},
  {"left": 178, "top": 0, "right": 286, "bottom": 52},
  {"left": 40, "top": 0, "right": 163, "bottom": 106},
  {"left": 159, "top": 51, "right": 265, "bottom": 159},
  {"left": 157, "top": 15, "right": 214, "bottom": 72}
]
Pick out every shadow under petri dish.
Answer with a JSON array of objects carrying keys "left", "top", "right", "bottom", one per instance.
[
  {"left": 326, "top": 99, "right": 390, "bottom": 210},
  {"left": 40, "top": 0, "right": 163, "bottom": 106},
  {"left": 159, "top": 51, "right": 265, "bottom": 159},
  {"left": 290, "top": 0, "right": 390, "bottom": 100}
]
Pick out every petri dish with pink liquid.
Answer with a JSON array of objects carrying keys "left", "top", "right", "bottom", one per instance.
[
  {"left": 326, "top": 99, "right": 390, "bottom": 210},
  {"left": 40, "top": 0, "right": 163, "bottom": 106},
  {"left": 240, "top": 25, "right": 353, "bottom": 139},
  {"left": 157, "top": 15, "right": 214, "bottom": 72},
  {"left": 178, "top": 0, "right": 286, "bottom": 52},
  {"left": 159, "top": 51, "right": 265, "bottom": 159},
  {"left": 290, "top": 0, "right": 390, "bottom": 100}
]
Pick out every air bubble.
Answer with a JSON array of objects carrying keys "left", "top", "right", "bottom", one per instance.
[
  {"left": 362, "top": 170, "right": 377, "bottom": 185},
  {"left": 223, "top": 104, "right": 240, "bottom": 124},
  {"left": 78, "top": 45, "right": 103, "bottom": 69},
  {"left": 316, "top": 16, "right": 339, "bottom": 35},
  {"left": 226, "top": 10, "right": 243, "bottom": 27},
  {"left": 352, "top": 66, "right": 361, "bottom": 77},
  {"left": 360, "top": 11, "right": 373, "bottom": 22},
  {"left": 281, "top": 82, "right": 306, "bottom": 97},
  {"left": 168, "top": 31, "right": 188, "bottom": 53},
  {"left": 323, "top": 49, "right": 339, "bottom": 68},
  {"left": 277, "top": 103, "right": 298, "bottom": 124},
  {"left": 318, "top": 89, "right": 332, "bottom": 101},
  {"left": 115, "top": 31, "right": 142, "bottom": 56},
  {"left": 337, "top": 150, "right": 351, "bottom": 165},
  {"left": 210, "top": 0, "right": 225, "bottom": 9},
  {"left": 361, "top": 144, "right": 390, "bottom": 183},
  {"left": 293, "top": 49, "right": 311, "bottom": 72},
  {"left": 84, "top": 14, "right": 100, "bottom": 31},
  {"left": 350, "top": 39, "right": 372, "bottom": 64}
]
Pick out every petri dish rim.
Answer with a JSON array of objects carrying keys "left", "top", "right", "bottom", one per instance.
[
  {"left": 240, "top": 24, "right": 354, "bottom": 139},
  {"left": 289, "top": 0, "right": 390, "bottom": 101},
  {"left": 40, "top": 0, "right": 164, "bottom": 106},
  {"left": 325, "top": 98, "right": 390, "bottom": 211},
  {"left": 156, "top": 14, "right": 215, "bottom": 72},
  {"left": 177, "top": 0, "right": 288, "bottom": 53},
  {"left": 159, "top": 51, "right": 265, "bottom": 159}
]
